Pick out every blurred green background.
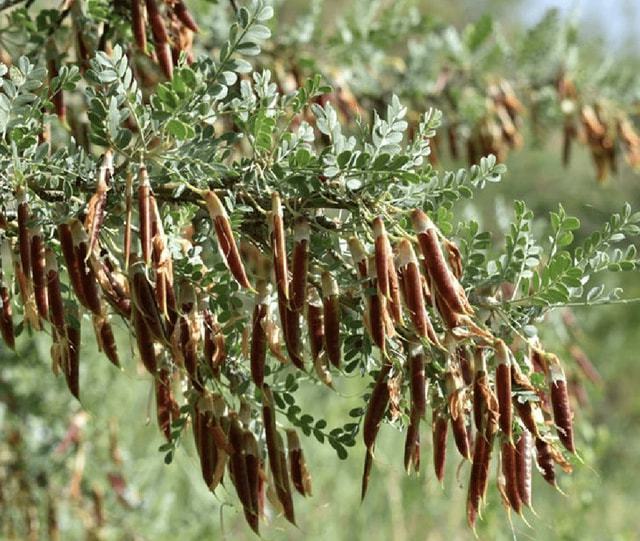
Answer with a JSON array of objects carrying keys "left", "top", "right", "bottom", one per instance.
[{"left": 2, "top": 1, "right": 640, "bottom": 540}]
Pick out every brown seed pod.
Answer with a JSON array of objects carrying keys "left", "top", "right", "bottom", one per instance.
[
  {"left": 138, "top": 166, "right": 152, "bottom": 265},
  {"left": 229, "top": 414, "right": 259, "bottom": 533},
  {"left": 98, "top": 317, "right": 120, "bottom": 367},
  {"left": 432, "top": 409, "right": 448, "bottom": 483},
  {"left": 362, "top": 364, "right": 391, "bottom": 451},
  {"left": 0, "top": 282, "right": 14, "bottom": 349},
  {"left": 131, "top": 0, "right": 147, "bottom": 51},
  {"left": 548, "top": 357, "right": 576, "bottom": 454},
  {"left": 205, "top": 190, "right": 251, "bottom": 289},
  {"left": 515, "top": 430, "right": 533, "bottom": 508},
  {"left": 173, "top": 0, "right": 199, "bottom": 32},
  {"left": 30, "top": 227, "right": 48, "bottom": 320},
  {"left": 348, "top": 235, "right": 369, "bottom": 280},
  {"left": 45, "top": 249, "right": 66, "bottom": 339},
  {"left": 203, "top": 309, "right": 225, "bottom": 377},
  {"left": 472, "top": 351, "right": 488, "bottom": 432},
  {"left": 366, "top": 256, "right": 386, "bottom": 351},
  {"left": 129, "top": 261, "right": 166, "bottom": 342},
  {"left": 373, "top": 216, "right": 391, "bottom": 300},
  {"left": 457, "top": 346, "right": 474, "bottom": 386},
  {"left": 404, "top": 410, "right": 421, "bottom": 474},
  {"left": 286, "top": 429, "right": 312, "bottom": 497},
  {"left": 321, "top": 271, "right": 341, "bottom": 368},
  {"left": 85, "top": 151, "right": 112, "bottom": 256},
  {"left": 495, "top": 340, "right": 513, "bottom": 444},
  {"left": 17, "top": 190, "right": 32, "bottom": 280},
  {"left": 534, "top": 437, "right": 556, "bottom": 487},
  {"left": 412, "top": 209, "right": 471, "bottom": 316},
  {"left": 306, "top": 286, "right": 324, "bottom": 363},
  {"left": 57, "top": 221, "right": 88, "bottom": 308},
  {"left": 72, "top": 222, "right": 103, "bottom": 316},
  {"left": 65, "top": 315, "right": 81, "bottom": 400},
  {"left": 501, "top": 440, "right": 522, "bottom": 514},
  {"left": 397, "top": 239, "right": 437, "bottom": 342},
  {"left": 270, "top": 191, "right": 289, "bottom": 328},
  {"left": 515, "top": 399, "right": 540, "bottom": 437},
  {"left": 155, "top": 368, "right": 176, "bottom": 441},
  {"left": 243, "top": 429, "right": 262, "bottom": 525},
  {"left": 407, "top": 338, "right": 426, "bottom": 419},
  {"left": 467, "top": 430, "right": 489, "bottom": 529},
  {"left": 132, "top": 307, "right": 157, "bottom": 374},
  {"left": 290, "top": 218, "right": 309, "bottom": 313},
  {"left": 250, "top": 280, "right": 268, "bottom": 388}
]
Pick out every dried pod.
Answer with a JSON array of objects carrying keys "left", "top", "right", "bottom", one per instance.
[
  {"left": 373, "top": 216, "right": 391, "bottom": 300},
  {"left": 290, "top": 218, "right": 309, "bottom": 314},
  {"left": 321, "top": 271, "right": 341, "bottom": 368},
  {"left": 85, "top": 151, "right": 112, "bottom": 255},
  {"left": 404, "top": 410, "right": 421, "bottom": 474},
  {"left": 130, "top": 261, "right": 166, "bottom": 342},
  {"left": 72, "top": 222, "right": 102, "bottom": 316},
  {"left": 366, "top": 255, "right": 386, "bottom": 351},
  {"left": 132, "top": 307, "right": 157, "bottom": 374},
  {"left": 205, "top": 190, "right": 251, "bottom": 289},
  {"left": 412, "top": 209, "right": 471, "bottom": 316},
  {"left": 131, "top": 0, "right": 147, "bottom": 50},
  {"left": 0, "top": 280, "right": 14, "bottom": 349},
  {"left": 65, "top": 315, "right": 81, "bottom": 400},
  {"left": 467, "top": 430, "right": 491, "bottom": 529},
  {"left": 203, "top": 309, "right": 225, "bottom": 377},
  {"left": 30, "top": 227, "right": 48, "bottom": 320},
  {"left": 57, "top": 221, "right": 88, "bottom": 308},
  {"left": 548, "top": 356, "right": 576, "bottom": 454},
  {"left": 173, "top": 0, "right": 199, "bottom": 32},
  {"left": 145, "top": 0, "right": 173, "bottom": 78},
  {"left": 286, "top": 429, "right": 312, "bottom": 497},
  {"left": 45, "top": 249, "right": 66, "bottom": 338},
  {"left": 501, "top": 440, "right": 522, "bottom": 514},
  {"left": 155, "top": 368, "right": 176, "bottom": 441},
  {"left": 306, "top": 286, "right": 324, "bottom": 363},
  {"left": 348, "top": 236, "right": 369, "bottom": 280},
  {"left": 138, "top": 166, "right": 152, "bottom": 265},
  {"left": 515, "top": 430, "right": 533, "bottom": 508},
  {"left": 407, "top": 338, "right": 426, "bottom": 418},
  {"left": 17, "top": 190, "right": 32, "bottom": 279},
  {"left": 432, "top": 409, "right": 448, "bottom": 483},
  {"left": 250, "top": 280, "right": 268, "bottom": 388},
  {"left": 229, "top": 414, "right": 259, "bottom": 533},
  {"left": 534, "top": 437, "right": 556, "bottom": 487},
  {"left": 495, "top": 340, "right": 513, "bottom": 444}
]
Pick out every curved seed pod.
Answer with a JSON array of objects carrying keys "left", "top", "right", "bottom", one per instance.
[
  {"left": 270, "top": 192, "right": 289, "bottom": 332},
  {"left": 515, "top": 399, "right": 539, "bottom": 437},
  {"left": 65, "top": 315, "right": 81, "bottom": 400},
  {"left": 138, "top": 166, "right": 152, "bottom": 265},
  {"left": 307, "top": 286, "right": 324, "bottom": 363},
  {"left": 131, "top": 0, "right": 147, "bottom": 50},
  {"left": 451, "top": 410, "right": 471, "bottom": 461},
  {"left": 98, "top": 317, "right": 119, "bottom": 367},
  {"left": 534, "top": 437, "right": 556, "bottom": 487},
  {"left": 203, "top": 309, "right": 225, "bottom": 377},
  {"left": 30, "top": 227, "right": 48, "bottom": 320},
  {"left": 366, "top": 256, "right": 385, "bottom": 351},
  {"left": 501, "top": 440, "right": 522, "bottom": 514},
  {"left": 443, "top": 239, "right": 463, "bottom": 280},
  {"left": 495, "top": 340, "right": 513, "bottom": 444},
  {"left": 287, "top": 429, "right": 312, "bottom": 497},
  {"left": 411, "top": 209, "right": 471, "bottom": 316},
  {"left": 373, "top": 217, "right": 391, "bottom": 300},
  {"left": 548, "top": 356, "right": 575, "bottom": 453},
  {"left": 457, "top": 346, "right": 473, "bottom": 385},
  {"left": 243, "top": 430, "right": 262, "bottom": 518},
  {"left": 515, "top": 430, "right": 533, "bottom": 507},
  {"left": 397, "top": 239, "right": 436, "bottom": 342},
  {"left": 404, "top": 411, "right": 421, "bottom": 474},
  {"left": 0, "top": 282, "right": 14, "bottom": 349},
  {"left": 57, "top": 222, "right": 88, "bottom": 308},
  {"left": 85, "top": 151, "right": 112, "bottom": 256},
  {"left": 45, "top": 249, "right": 66, "bottom": 338},
  {"left": 72, "top": 222, "right": 102, "bottom": 316},
  {"left": 321, "top": 272, "right": 341, "bottom": 368},
  {"left": 250, "top": 280, "right": 268, "bottom": 388},
  {"left": 174, "top": 0, "right": 199, "bottom": 32},
  {"left": 132, "top": 307, "right": 157, "bottom": 374},
  {"left": 432, "top": 409, "right": 448, "bottom": 483},
  {"left": 145, "top": 0, "right": 173, "bottom": 78},
  {"left": 155, "top": 368, "right": 175, "bottom": 441},
  {"left": 275, "top": 430, "right": 296, "bottom": 525},
  {"left": 17, "top": 190, "right": 32, "bottom": 279},
  {"left": 205, "top": 190, "right": 251, "bottom": 289},
  {"left": 407, "top": 338, "right": 426, "bottom": 418}
]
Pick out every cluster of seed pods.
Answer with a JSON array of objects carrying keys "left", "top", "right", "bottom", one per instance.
[{"left": 0, "top": 153, "right": 580, "bottom": 534}]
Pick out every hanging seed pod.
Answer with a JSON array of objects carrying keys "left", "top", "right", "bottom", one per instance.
[
  {"left": 173, "top": 0, "right": 199, "bottom": 32},
  {"left": 129, "top": 260, "right": 166, "bottom": 342},
  {"left": 387, "top": 247, "right": 403, "bottom": 325},
  {"left": 373, "top": 217, "right": 391, "bottom": 300},
  {"left": 262, "top": 385, "right": 295, "bottom": 525},
  {"left": 287, "top": 429, "right": 312, "bottom": 496},
  {"left": 132, "top": 307, "right": 157, "bottom": 374},
  {"left": 193, "top": 401, "right": 215, "bottom": 488},
  {"left": 407, "top": 338, "right": 426, "bottom": 419},
  {"left": 205, "top": 190, "right": 251, "bottom": 289},
  {"left": 290, "top": 217, "right": 309, "bottom": 314},
  {"left": 30, "top": 227, "right": 48, "bottom": 320},
  {"left": 432, "top": 409, "right": 448, "bottom": 483},
  {"left": 515, "top": 430, "right": 533, "bottom": 508},
  {"left": 138, "top": 166, "right": 152, "bottom": 265},
  {"left": 467, "top": 429, "right": 489, "bottom": 529},
  {"left": 495, "top": 340, "right": 513, "bottom": 444},
  {"left": 229, "top": 414, "right": 259, "bottom": 533},
  {"left": 97, "top": 316, "right": 120, "bottom": 367},
  {"left": 321, "top": 271, "right": 341, "bottom": 368},
  {"left": 548, "top": 355, "right": 576, "bottom": 454},
  {"left": 203, "top": 309, "right": 225, "bottom": 377},
  {"left": 178, "top": 284, "right": 201, "bottom": 391},
  {"left": 65, "top": 314, "right": 81, "bottom": 400},
  {"left": 457, "top": 346, "right": 474, "bottom": 386},
  {"left": 447, "top": 367, "right": 471, "bottom": 460},
  {"left": 57, "top": 222, "right": 88, "bottom": 308},
  {"left": 250, "top": 279, "right": 268, "bottom": 388},
  {"left": 397, "top": 239, "right": 437, "bottom": 343},
  {"left": 501, "top": 440, "right": 522, "bottom": 514},
  {"left": 45, "top": 249, "right": 66, "bottom": 339},
  {"left": 155, "top": 368, "right": 175, "bottom": 441},
  {"left": 307, "top": 286, "right": 324, "bottom": 363},
  {"left": 412, "top": 209, "right": 471, "bottom": 316},
  {"left": 472, "top": 349, "right": 488, "bottom": 432},
  {"left": 366, "top": 256, "right": 386, "bottom": 351},
  {"left": 348, "top": 236, "right": 369, "bottom": 280},
  {"left": 17, "top": 189, "right": 32, "bottom": 280},
  {"left": 85, "top": 151, "right": 112, "bottom": 256},
  {"left": 404, "top": 410, "right": 421, "bottom": 474},
  {"left": 72, "top": 222, "right": 102, "bottom": 316},
  {"left": 14, "top": 258, "right": 40, "bottom": 330},
  {"left": 145, "top": 0, "right": 173, "bottom": 78},
  {"left": 243, "top": 430, "right": 262, "bottom": 525},
  {"left": 131, "top": 0, "right": 147, "bottom": 50},
  {"left": 270, "top": 191, "right": 289, "bottom": 328},
  {"left": 0, "top": 280, "right": 14, "bottom": 349},
  {"left": 534, "top": 437, "right": 556, "bottom": 487}
]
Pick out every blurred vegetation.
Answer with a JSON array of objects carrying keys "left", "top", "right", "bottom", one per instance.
[{"left": 2, "top": 1, "right": 640, "bottom": 540}]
